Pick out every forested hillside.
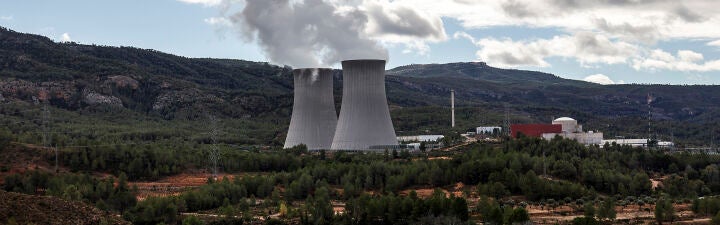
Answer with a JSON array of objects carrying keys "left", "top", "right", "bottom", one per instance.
[{"left": 2, "top": 26, "right": 720, "bottom": 146}]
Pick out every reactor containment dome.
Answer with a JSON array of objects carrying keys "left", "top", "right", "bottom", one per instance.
[
  {"left": 331, "top": 60, "right": 399, "bottom": 150},
  {"left": 284, "top": 68, "right": 338, "bottom": 150}
]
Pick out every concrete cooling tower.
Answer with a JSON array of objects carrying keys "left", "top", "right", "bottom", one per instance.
[
  {"left": 331, "top": 59, "right": 398, "bottom": 150},
  {"left": 284, "top": 68, "right": 337, "bottom": 150}
]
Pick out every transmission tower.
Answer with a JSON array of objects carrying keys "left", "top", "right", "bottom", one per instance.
[
  {"left": 53, "top": 145, "right": 59, "bottom": 173},
  {"left": 712, "top": 127, "right": 716, "bottom": 151},
  {"left": 42, "top": 104, "right": 51, "bottom": 147},
  {"left": 41, "top": 104, "right": 59, "bottom": 173},
  {"left": 207, "top": 114, "right": 221, "bottom": 179},
  {"left": 503, "top": 104, "right": 510, "bottom": 136}
]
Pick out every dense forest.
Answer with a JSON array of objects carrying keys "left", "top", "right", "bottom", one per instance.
[{"left": 3, "top": 122, "right": 720, "bottom": 224}]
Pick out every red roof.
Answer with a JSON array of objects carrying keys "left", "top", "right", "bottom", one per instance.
[{"left": 510, "top": 124, "right": 562, "bottom": 138}]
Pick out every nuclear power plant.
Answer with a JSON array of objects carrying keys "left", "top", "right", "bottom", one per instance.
[
  {"left": 331, "top": 60, "right": 398, "bottom": 150},
  {"left": 283, "top": 68, "right": 338, "bottom": 150}
]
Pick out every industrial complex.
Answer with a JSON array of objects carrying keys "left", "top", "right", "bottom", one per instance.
[
  {"left": 511, "top": 117, "right": 603, "bottom": 145},
  {"left": 284, "top": 61, "right": 671, "bottom": 151}
]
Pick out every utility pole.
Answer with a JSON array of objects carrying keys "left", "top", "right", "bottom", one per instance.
[
  {"left": 647, "top": 93, "right": 653, "bottom": 147},
  {"left": 54, "top": 145, "right": 58, "bottom": 173}
]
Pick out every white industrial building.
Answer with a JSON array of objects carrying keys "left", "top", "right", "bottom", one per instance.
[
  {"left": 601, "top": 139, "right": 674, "bottom": 148},
  {"left": 477, "top": 126, "right": 502, "bottom": 135},
  {"left": 541, "top": 117, "right": 603, "bottom": 145},
  {"left": 397, "top": 135, "right": 444, "bottom": 143}
]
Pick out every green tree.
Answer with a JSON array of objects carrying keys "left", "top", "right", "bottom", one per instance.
[
  {"left": 509, "top": 207, "right": 530, "bottom": 224},
  {"left": 597, "top": 198, "right": 616, "bottom": 222},
  {"left": 572, "top": 216, "right": 600, "bottom": 225},
  {"left": 0, "top": 129, "right": 12, "bottom": 151},
  {"left": 182, "top": 216, "right": 203, "bottom": 225},
  {"left": 583, "top": 202, "right": 596, "bottom": 218},
  {"left": 712, "top": 211, "right": 720, "bottom": 225},
  {"left": 450, "top": 197, "right": 469, "bottom": 221},
  {"left": 655, "top": 198, "right": 676, "bottom": 224},
  {"left": 62, "top": 184, "right": 82, "bottom": 201}
]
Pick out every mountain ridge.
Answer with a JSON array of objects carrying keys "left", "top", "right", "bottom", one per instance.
[{"left": 2, "top": 26, "right": 720, "bottom": 145}]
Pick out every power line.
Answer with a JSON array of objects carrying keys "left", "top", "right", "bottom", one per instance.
[
  {"left": 0, "top": 108, "right": 43, "bottom": 114},
  {"left": 15, "top": 141, "right": 145, "bottom": 149}
]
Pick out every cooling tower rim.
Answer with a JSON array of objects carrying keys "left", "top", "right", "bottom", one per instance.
[
  {"left": 292, "top": 67, "right": 333, "bottom": 71},
  {"left": 293, "top": 67, "right": 333, "bottom": 73},
  {"left": 341, "top": 59, "right": 387, "bottom": 63}
]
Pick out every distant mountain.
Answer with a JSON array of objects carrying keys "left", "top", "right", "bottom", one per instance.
[
  {"left": 0, "top": 26, "right": 295, "bottom": 119},
  {"left": 1, "top": 26, "right": 719, "bottom": 146},
  {"left": 387, "top": 62, "right": 720, "bottom": 120},
  {"left": 388, "top": 62, "right": 591, "bottom": 87}
]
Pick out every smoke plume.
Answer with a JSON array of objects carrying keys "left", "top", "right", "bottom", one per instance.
[{"left": 230, "top": 0, "right": 389, "bottom": 68}]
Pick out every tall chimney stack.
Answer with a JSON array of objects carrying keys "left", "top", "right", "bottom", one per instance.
[{"left": 451, "top": 89, "right": 455, "bottom": 128}]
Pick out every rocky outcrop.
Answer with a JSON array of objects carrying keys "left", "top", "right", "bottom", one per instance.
[
  {"left": 81, "top": 89, "right": 123, "bottom": 107},
  {"left": 103, "top": 75, "right": 139, "bottom": 89},
  {"left": 0, "top": 79, "right": 75, "bottom": 103}
]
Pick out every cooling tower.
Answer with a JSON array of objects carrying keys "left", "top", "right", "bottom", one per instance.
[
  {"left": 331, "top": 59, "right": 398, "bottom": 150},
  {"left": 284, "top": 68, "right": 337, "bottom": 150}
]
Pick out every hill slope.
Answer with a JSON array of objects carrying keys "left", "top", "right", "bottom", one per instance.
[
  {"left": 0, "top": 190, "right": 130, "bottom": 225},
  {"left": 1, "top": 26, "right": 720, "bottom": 145}
]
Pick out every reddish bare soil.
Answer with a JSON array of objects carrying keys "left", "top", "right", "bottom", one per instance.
[
  {"left": 0, "top": 143, "right": 63, "bottom": 184},
  {"left": 398, "top": 182, "right": 468, "bottom": 198},
  {"left": 525, "top": 203, "right": 708, "bottom": 224},
  {"left": 130, "top": 172, "right": 235, "bottom": 200}
]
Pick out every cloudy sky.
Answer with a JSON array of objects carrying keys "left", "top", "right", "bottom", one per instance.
[{"left": 1, "top": 0, "right": 719, "bottom": 85}]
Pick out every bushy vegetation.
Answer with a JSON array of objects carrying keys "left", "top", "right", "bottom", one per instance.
[
  {"left": 2, "top": 171, "right": 137, "bottom": 212},
  {"left": 693, "top": 197, "right": 720, "bottom": 218},
  {"left": 4, "top": 125, "right": 720, "bottom": 224},
  {"left": 338, "top": 189, "right": 470, "bottom": 225}
]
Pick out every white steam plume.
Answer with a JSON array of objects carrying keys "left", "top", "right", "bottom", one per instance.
[{"left": 229, "top": 0, "right": 388, "bottom": 68}]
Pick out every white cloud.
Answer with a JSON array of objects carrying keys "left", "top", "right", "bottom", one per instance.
[
  {"left": 708, "top": 40, "right": 720, "bottom": 47},
  {"left": 0, "top": 16, "right": 12, "bottom": 21},
  {"left": 185, "top": 0, "right": 720, "bottom": 74},
  {"left": 177, "top": 0, "right": 223, "bottom": 7},
  {"left": 583, "top": 74, "right": 617, "bottom": 85},
  {"left": 60, "top": 33, "right": 72, "bottom": 42},
  {"left": 455, "top": 31, "right": 638, "bottom": 68},
  {"left": 204, "top": 17, "right": 231, "bottom": 27},
  {"left": 397, "top": 0, "right": 720, "bottom": 41},
  {"left": 361, "top": 0, "right": 447, "bottom": 55},
  {"left": 678, "top": 50, "right": 704, "bottom": 62},
  {"left": 632, "top": 49, "right": 720, "bottom": 72}
]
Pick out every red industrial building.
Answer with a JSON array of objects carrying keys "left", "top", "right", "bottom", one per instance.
[{"left": 510, "top": 124, "right": 562, "bottom": 138}]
